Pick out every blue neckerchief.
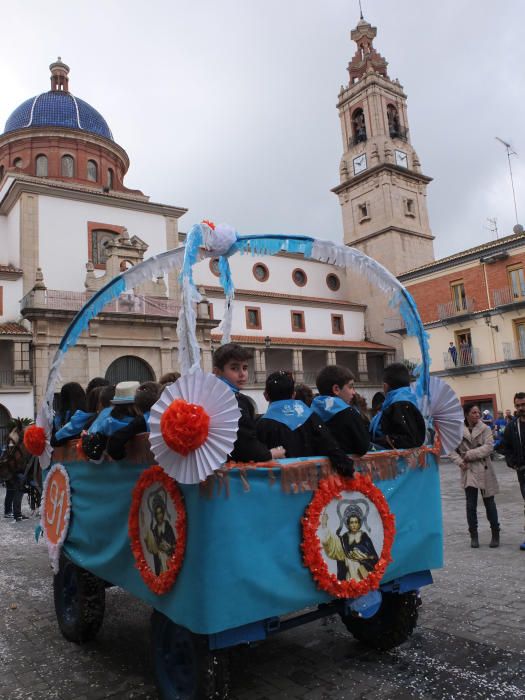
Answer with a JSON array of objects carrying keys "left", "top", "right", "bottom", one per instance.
[
  {"left": 88, "top": 406, "right": 112, "bottom": 434},
  {"left": 144, "top": 411, "right": 150, "bottom": 431},
  {"left": 53, "top": 410, "right": 71, "bottom": 431},
  {"left": 370, "top": 386, "right": 418, "bottom": 440},
  {"left": 105, "top": 414, "right": 134, "bottom": 436},
  {"left": 311, "top": 395, "right": 350, "bottom": 423},
  {"left": 263, "top": 399, "right": 312, "bottom": 431},
  {"left": 55, "top": 410, "right": 95, "bottom": 440},
  {"left": 217, "top": 376, "right": 240, "bottom": 394}
]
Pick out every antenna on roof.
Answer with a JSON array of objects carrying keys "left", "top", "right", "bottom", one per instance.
[
  {"left": 495, "top": 136, "right": 520, "bottom": 227},
  {"left": 486, "top": 217, "right": 499, "bottom": 240}
]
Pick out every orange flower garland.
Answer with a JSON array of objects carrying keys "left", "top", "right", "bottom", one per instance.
[
  {"left": 128, "top": 466, "right": 187, "bottom": 595},
  {"left": 301, "top": 473, "right": 395, "bottom": 599},
  {"left": 23, "top": 425, "right": 46, "bottom": 456},
  {"left": 160, "top": 399, "right": 210, "bottom": 456}
]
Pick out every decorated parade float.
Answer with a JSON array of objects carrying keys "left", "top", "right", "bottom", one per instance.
[{"left": 25, "top": 223, "right": 463, "bottom": 699}]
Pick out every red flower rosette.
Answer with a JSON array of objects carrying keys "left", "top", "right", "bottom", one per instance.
[
  {"left": 160, "top": 399, "right": 209, "bottom": 456},
  {"left": 23, "top": 425, "right": 46, "bottom": 456},
  {"left": 128, "top": 466, "right": 187, "bottom": 595},
  {"left": 301, "top": 473, "right": 395, "bottom": 599}
]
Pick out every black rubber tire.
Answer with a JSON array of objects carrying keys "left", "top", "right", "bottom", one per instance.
[
  {"left": 151, "top": 611, "right": 230, "bottom": 700},
  {"left": 340, "top": 591, "right": 418, "bottom": 651},
  {"left": 53, "top": 553, "right": 106, "bottom": 643}
]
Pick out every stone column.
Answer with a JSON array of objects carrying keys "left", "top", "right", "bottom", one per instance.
[
  {"left": 254, "top": 349, "right": 266, "bottom": 384},
  {"left": 160, "top": 348, "right": 172, "bottom": 376},
  {"left": 165, "top": 217, "right": 180, "bottom": 302},
  {"left": 20, "top": 193, "right": 39, "bottom": 295},
  {"left": 358, "top": 352, "right": 369, "bottom": 383},
  {"left": 87, "top": 346, "right": 101, "bottom": 380},
  {"left": 293, "top": 349, "right": 304, "bottom": 383}
]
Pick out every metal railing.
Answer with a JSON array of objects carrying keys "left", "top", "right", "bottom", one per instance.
[
  {"left": 443, "top": 346, "right": 478, "bottom": 369},
  {"left": 348, "top": 133, "right": 367, "bottom": 148},
  {"left": 390, "top": 126, "right": 409, "bottom": 141},
  {"left": 21, "top": 289, "right": 180, "bottom": 318},
  {"left": 502, "top": 341, "right": 525, "bottom": 361},
  {"left": 493, "top": 286, "right": 525, "bottom": 307},
  {"left": 0, "top": 369, "right": 32, "bottom": 386},
  {"left": 437, "top": 297, "right": 476, "bottom": 320},
  {"left": 384, "top": 316, "right": 406, "bottom": 333}
]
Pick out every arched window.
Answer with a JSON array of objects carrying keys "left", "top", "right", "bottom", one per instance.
[
  {"left": 105, "top": 356, "right": 155, "bottom": 385},
  {"left": 387, "top": 104, "right": 401, "bottom": 138},
  {"left": 87, "top": 160, "right": 98, "bottom": 182},
  {"left": 351, "top": 108, "right": 367, "bottom": 144},
  {"left": 107, "top": 168, "right": 114, "bottom": 189},
  {"left": 0, "top": 403, "right": 11, "bottom": 450},
  {"left": 13, "top": 158, "right": 23, "bottom": 168},
  {"left": 35, "top": 155, "right": 48, "bottom": 177},
  {"left": 61, "top": 155, "right": 75, "bottom": 177}
]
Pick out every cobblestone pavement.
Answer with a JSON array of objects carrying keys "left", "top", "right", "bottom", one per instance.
[{"left": 1, "top": 458, "right": 524, "bottom": 699}]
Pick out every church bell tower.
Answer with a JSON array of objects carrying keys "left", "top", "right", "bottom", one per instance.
[{"left": 333, "top": 17, "right": 435, "bottom": 275}]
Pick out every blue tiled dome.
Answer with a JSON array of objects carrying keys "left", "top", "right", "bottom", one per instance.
[{"left": 4, "top": 91, "right": 113, "bottom": 141}]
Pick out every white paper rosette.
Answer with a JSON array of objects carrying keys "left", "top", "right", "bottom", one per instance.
[
  {"left": 202, "top": 223, "right": 237, "bottom": 256},
  {"left": 414, "top": 376, "right": 464, "bottom": 454},
  {"left": 149, "top": 371, "right": 241, "bottom": 484}
]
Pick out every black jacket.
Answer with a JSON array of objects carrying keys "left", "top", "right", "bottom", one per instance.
[
  {"left": 322, "top": 407, "right": 370, "bottom": 456},
  {"left": 376, "top": 402, "right": 426, "bottom": 449},
  {"left": 256, "top": 414, "right": 354, "bottom": 476},
  {"left": 501, "top": 418, "right": 525, "bottom": 471},
  {"left": 230, "top": 393, "right": 272, "bottom": 463},
  {"left": 106, "top": 416, "right": 148, "bottom": 461}
]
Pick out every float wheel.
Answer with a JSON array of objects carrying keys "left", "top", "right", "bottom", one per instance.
[
  {"left": 151, "top": 611, "right": 230, "bottom": 700},
  {"left": 53, "top": 553, "right": 105, "bottom": 643},
  {"left": 340, "top": 591, "right": 418, "bottom": 651}
]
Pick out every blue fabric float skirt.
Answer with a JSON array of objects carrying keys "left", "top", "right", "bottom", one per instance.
[{"left": 50, "top": 452, "right": 443, "bottom": 635}]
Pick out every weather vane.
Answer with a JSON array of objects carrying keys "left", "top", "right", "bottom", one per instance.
[{"left": 358, "top": 0, "right": 364, "bottom": 20}]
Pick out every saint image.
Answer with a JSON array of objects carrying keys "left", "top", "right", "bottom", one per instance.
[
  {"left": 320, "top": 502, "right": 379, "bottom": 582},
  {"left": 142, "top": 488, "right": 176, "bottom": 576}
]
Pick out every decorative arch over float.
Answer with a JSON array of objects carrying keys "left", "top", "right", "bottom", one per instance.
[{"left": 30, "top": 221, "right": 440, "bottom": 472}]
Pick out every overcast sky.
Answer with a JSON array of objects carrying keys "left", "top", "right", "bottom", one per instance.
[{"left": 1, "top": 0, "right": 525, "bottom": 259}]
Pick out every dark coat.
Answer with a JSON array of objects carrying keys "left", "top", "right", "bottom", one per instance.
[
  {"left": 106, "top": 416, "right": 148, "bottom": 460},
  {"left": 256, "top": 414, "right": 354, "bottom": 475},
  {"left": 501, "top": 418, "right": 525, "bottom": 472},
  {"left": 230, "top": 393, "right": 272, "bottom": 463},
  {"left": 376, "top": 402, "right": 426, "bottom": 449},
  {"left": 322, "top": 407, "right": 370, "bottom": 456}
]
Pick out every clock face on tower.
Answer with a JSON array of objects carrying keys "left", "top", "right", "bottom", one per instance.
[
  {"left": 395, "top": 149, "right": 408, "bottom": 168},
  {"left": 353, "top": 153, "right": 367, "bottom": 176}
]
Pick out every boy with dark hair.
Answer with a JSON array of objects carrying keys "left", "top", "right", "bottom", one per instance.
[
  {"left": 213, "top": 343, "right": 285, "bottom": 462},
  {"left": 370, "top": 362, "right": 425, "bottom": 449},
  {"left": 312, "top": 365, "right": 370, "bottom": 455},
  {"left": 257, "top": 371, "right": 354, "bottom": 476}
]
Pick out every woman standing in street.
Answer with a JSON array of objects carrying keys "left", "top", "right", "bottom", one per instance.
[{"left": 449, "top": 403, "right": 500, "bottom": 548}]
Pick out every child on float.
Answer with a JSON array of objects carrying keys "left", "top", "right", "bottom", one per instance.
[
  {"left": 52, "top": 382, "right": 86, "bottom": 434},
  {"left": 106, "top": 382, "right": 162, "bottom": 460},
  {"left": 87, "top": 381, "right": 140, "bottom": 436},
  {"left": 257, "top": 371, "right": 354, "bottom": 476},
  {"left": 311, "top": 366, "right": 370, "bottom": 456},
  {"left": 212, "top": 343, "right": 285, "bottom": 462},
  {"left": 369, "top": 363, "right": 425, "bottom": 449},
  {"left": 86, "top": 384, "right": 116, "bottom": 434},
  {"left": 52, "top": 384, "right": 101, "bottom": 445}
]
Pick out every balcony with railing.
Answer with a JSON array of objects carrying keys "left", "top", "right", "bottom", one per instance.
[
  {"left": 443, "top": 345, "right": 479, "bottom": 370},
  {"left": 21, "top": 289, "right": 180, "bottom": 318},
  {"left": 502, "top": 341, "right": 525, "bottom": 362},
  {"left": 390, "top": 126, "right": 409, "bottom": 141},
  {"left": 437, "top": 297, "right": 476, "bottom": 321},
  {"left": 493, "top": 286, "right": 525, "bottom": 308},
  {"left": 384, "top": 315, "right": 406, "bottom": 333},
  {"left": 0, "top": 368, "right": 32, "bottom": 388}
]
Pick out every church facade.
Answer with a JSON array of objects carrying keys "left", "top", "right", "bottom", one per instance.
[{"left": 0, "top": 17, "right": 434, "bottom": 436}]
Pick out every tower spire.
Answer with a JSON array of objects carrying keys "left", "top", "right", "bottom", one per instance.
[
  {"left": 348, "top": 18, "right": 388, "bottom": 83},
  {"left": 358, "top": 0, "right": 364, "bottom": 20}
]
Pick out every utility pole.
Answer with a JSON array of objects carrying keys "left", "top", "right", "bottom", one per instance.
[{"left": 495, "top": 137, "right": 520, "bottom": 226}]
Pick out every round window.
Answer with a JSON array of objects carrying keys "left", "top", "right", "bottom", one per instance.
[
  {"left": 292, "top": 268, "right": 307, "bottom": 287},
  {"left": 326, "top": 273, "right": 341, "bottom": 291},
  {"left": 253, "top": 263, "right": 269, "bottom": 282},
  {"left": 209, "top": 258, "right": 220, "bottom": 277}
]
